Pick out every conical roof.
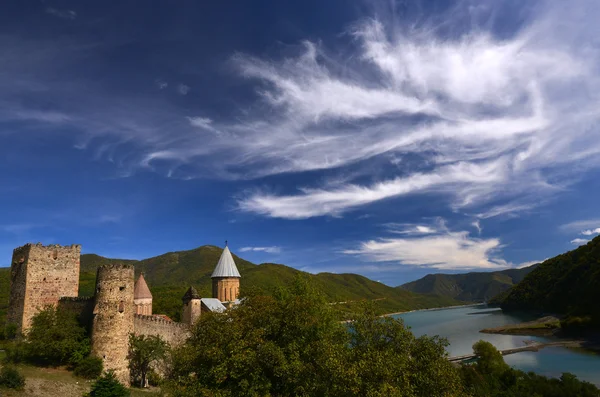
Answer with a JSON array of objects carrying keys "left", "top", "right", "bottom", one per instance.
[
  {"left": 134, "top": 273, "right": 152, "bottom": 299},
  {"left": 211, "top": 246, "right": 241, "bottom": 278},
  {"left": 182, "top": 286, "right": 200, "bottom": 302}
]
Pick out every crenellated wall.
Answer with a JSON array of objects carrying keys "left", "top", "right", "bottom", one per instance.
[{"left": 133, "top": 314, "right": 190, "bottom": 346}]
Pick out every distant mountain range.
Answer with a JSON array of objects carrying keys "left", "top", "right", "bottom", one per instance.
[
  {"left": 0, "top": 245, "right": 460, "bottom": 324},
  {"left": 398, "top": 265, "right": 539, "bottom": 303}
]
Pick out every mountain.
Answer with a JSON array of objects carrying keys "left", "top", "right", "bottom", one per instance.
[
  {"left": 0, "top": 245, "right": 460, "bottom": 325},
  {"left": 398, "top": 265, "right": 539, "bottom": 303},
  {"left": 499, "top": 235, "right": 600, "bottom": 328}
]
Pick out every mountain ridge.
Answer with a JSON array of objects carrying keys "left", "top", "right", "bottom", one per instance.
[{"left": 398, "top": 265, "right": 539, "bottom": 303}]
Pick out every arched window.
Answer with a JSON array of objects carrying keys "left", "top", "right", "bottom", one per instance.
[{"left": 118, "top": 301, "right": 125, "bottom": 313}]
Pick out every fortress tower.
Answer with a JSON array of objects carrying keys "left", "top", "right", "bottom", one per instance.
[
  {"left": 91, "top": 264, "right": 135, "bottom": 386},
  {"left": 7, "top": 243, "right": 81, "bottom": 333},
  {"left": 211, "top": 245, "right": 241, "bottom": 303},
  {"left": 134, "top": 273, "right": 152, "bottom": 315},
  {"left": 181, "top": 286, "right": 201, "bottom": 325}
]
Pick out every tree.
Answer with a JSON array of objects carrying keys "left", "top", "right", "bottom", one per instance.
[
  {"left": 24, "top": 306, "right": 90, "bottom": 366},
  {"left": 472, "top": 340, "right": 510, "bottom": 376},
  {"left": 87, "top": 371, "right": 130, "bottom": 397},
  {"left": 166, "top": 277, "right": 464, "bottom": 397},
  {"left": 128, "top": 334, "right": 168, "bottom": 388}
]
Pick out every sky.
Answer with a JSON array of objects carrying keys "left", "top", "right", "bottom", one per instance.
[{"left": 2, "top": 0, "right": 600, "bottom": 286}]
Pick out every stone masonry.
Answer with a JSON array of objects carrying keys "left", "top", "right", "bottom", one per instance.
[
  {"left": 7, "top": 242, "right": 241, "bottom": 387},
  {"left": 8, "top": 243, "right": 80, "bottom": 333}
]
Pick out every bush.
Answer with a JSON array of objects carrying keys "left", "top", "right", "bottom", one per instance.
[
  {"left": 88, "top": 371, "right": 130, "bottom": 397},
  {"left": 23, "top": 306, "right": 90, "bottom": 366},
  {"left": 3, "top": 341, "right": 26, "bottom": 364},
  {"left": 0, "top": 366, "right": 26, "bottom": 390},
  {"left": 4, "top": 323, "right": 18, "bottom": 340},
  {"left": 74, "top": 355, "right": 103, "bottom": 379}
]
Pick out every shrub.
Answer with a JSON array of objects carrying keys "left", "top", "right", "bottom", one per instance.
[
  {"left": 0, "top": 366, "right": 26, "bottom": 390},
  {"left": 88, "top": 371, "right": 130, "bottom": 397},
  {"left": 3, "top": 341, "right": 26, "bottom": 364},
  {"left": 4, "top": 323, "right": 18, "bottom": 340},
  {"left": 74, "top": 355, "right": 103, "bottom": 379}
]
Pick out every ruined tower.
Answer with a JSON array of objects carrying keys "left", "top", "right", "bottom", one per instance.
[
  {"left": 134, "top": 273, "right": 152, "bottom": 315},
  {"left": 181, "top": 286, "right": 201, "bottom": 325},
  {"left": 91, "top": 264, "right": 135, "bottom": 386},
  {"left": 211, "top": 245, "right": 241, "bottom": 303},
  {"left": 7, "top": 243, "right": 80, "bottom": 333}
]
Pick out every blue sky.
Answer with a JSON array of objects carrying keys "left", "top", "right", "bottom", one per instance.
[{"left": 2, "top": 0, "right": 600, "bottom": 286}]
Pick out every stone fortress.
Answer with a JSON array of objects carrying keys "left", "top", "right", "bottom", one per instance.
[{"left": 6, "top": 242, "right": 242, "bottom": 385}]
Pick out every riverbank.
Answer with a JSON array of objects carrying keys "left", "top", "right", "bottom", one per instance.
[
  {"left": 480, "top": 315, "right": 561, "bottom": 337},
  {"left": 383, "top": 303, "right": 482, "bottom": 317},
  {"left": 480, "top": 315, "right": 600, "bottom": 354}
]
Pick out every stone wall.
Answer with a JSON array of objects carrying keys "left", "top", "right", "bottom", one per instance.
[
  {"left": 8, "top": 243, "right": 80, "bottom": 332},
  {"left": 58, "top": 296, "right": 94, "bottom": 328},
  {"left": 182, "top": 299, "right": 201, "bottom": 325},
  {"left": 133, "top": 314, "right": 190, "bottom": 346},
  {"left": 212, "top": 277, "right": 240, "bottom": 302},
  {"left": 91, "top": 264, "right": 135, "bottom": 386}
]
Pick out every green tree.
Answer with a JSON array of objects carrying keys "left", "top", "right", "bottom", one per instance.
[
  {"left": 167, "top": 277, "right": 464, "bottom": 397},
  {"left": 87, "top": 371, "right": 130, "bottom": 397},
  {"left": 472, "top": 340, "right": 510, "bottom": 376},
  {"left": 74, "top": 355, "right": 103, "bottom": 379},
  {"left": 24, "top": 306, "right": 90, "bottom": 366},
  {"left": 128, "top": 334, "right": 168, "bottom": 388}
]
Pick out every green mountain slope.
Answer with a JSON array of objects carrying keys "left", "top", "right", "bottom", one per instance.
[
  {"left": 500, "top": 235, "right": 600, "bottom": 326},
  {"left": 398, "top": 265, "right": 539, "bottom": 303},
  {"left": 77, "top": 245, "right": 460, "bottom": 321}
]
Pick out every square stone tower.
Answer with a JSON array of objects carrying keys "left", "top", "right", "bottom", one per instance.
[{"left": 8, "top": 243, "right": 81, "bottom": 333}]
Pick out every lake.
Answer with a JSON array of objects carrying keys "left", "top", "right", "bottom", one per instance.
[{"left": 392, "top": 305, "right": 600, "bottom": 386}]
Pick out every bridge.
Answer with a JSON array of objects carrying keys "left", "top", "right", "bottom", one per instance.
[{"left": 448, "top": 340, "right": 581, "bottom": 363}]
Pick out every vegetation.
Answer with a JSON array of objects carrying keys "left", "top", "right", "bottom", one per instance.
[
  {"left": 400, "top": 264, "right": 538, "bottom": 303},
  {"left": 0, "top": 366, "right": 25, "bottom": 390},
  {"left": 20, "top": 306, "right": 90, "bottom": 367},
  {"left": 460, "top": 341, "right": 600, "bottom": 397},
  {"left": 128, "top": 334, "right": 168, "bottom": 388},
  {"left": 78, "top": 245, "right": 460, "bottom": 320},
  {"left": 73, "top": 355, "right": 103, "bottom": 379},
  {"left": 166, "top": 277, "right": 464, "bottom": 396},
  {"left": 499, "top": 235, "right": 600, "bottom": 331},
  {"left": 87, "top": 371, "right": 130, "bottom": 397}
]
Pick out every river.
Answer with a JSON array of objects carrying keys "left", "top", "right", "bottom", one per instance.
[{"left": 391, "top": 305, "right": 600, "bottom": 386}]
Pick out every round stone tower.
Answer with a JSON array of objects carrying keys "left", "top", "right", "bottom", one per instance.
[
  {"left": 91, "top": 264, "right": 135, "bottom": 386},
  {"left": 211, "top": 245, "right": 241, "bottom": 303}
]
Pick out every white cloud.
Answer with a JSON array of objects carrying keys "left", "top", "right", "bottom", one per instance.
[
  {"left": 560, "top": 219, "right": 600, "bottom": 232},
  {"left": 155, "top": 79, "right": 168, "bottom": 90},
  {"left": 515, "top": 259, "right": 544, "bottom": 269},
  {"left": 344, "top": 230, "right": 505, "bottom": 270},
  {"left": 46, "top": 7, "right": 76, "bottom": 20},
  {"left": 177, "top": 84, "right": 190, "bottom": 95},
  {"left": 239, "top": 246, "right": 281, "bottom": 254},
  {"left": 5, "top": 1, "right": 600, "bottom": 221},
  {"left": 581, "top": 228, "right": 600, "bottom": 236},
  {"left": 571, "top": 238, "right": 589, "bottom": 245},
  {"left": 472, "top": 220, "right": 482, "bottom": 235}
]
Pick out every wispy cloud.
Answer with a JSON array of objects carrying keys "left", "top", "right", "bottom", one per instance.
[
  {"left": 344, "top": 230, "right": 505, "bottom": 270},
  {"left": 239, "top": 246, "right": 281, "bottom": 254},
  {"left": 4, "top": 1, "right": 600, "bottom": 221},
  {"left": 571, "top": 238, "right": 589, "bottom": 245},
  {"left": 177, "top": 84, "right": 191, "bottom": 95},
  {"left": 581, "top": 228, "right": 600, "bottom": 236},
  {"left": 46, "top": 7, "right": 77, "bottom": 20}
]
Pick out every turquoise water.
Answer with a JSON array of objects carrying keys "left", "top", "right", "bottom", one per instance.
[{"left": 392, "top": 305, "right": 600, "bottom": 386}]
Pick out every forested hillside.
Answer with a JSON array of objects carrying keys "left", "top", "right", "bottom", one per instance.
[
  {"left": 0, "top": 245, "right": 459, "bottom": 324},
  {"left": 500, "top": 235, "right": 600, "bottom": 328},
  {"left": 399, "top": 265, "right": 538, "bottom": 302}
]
